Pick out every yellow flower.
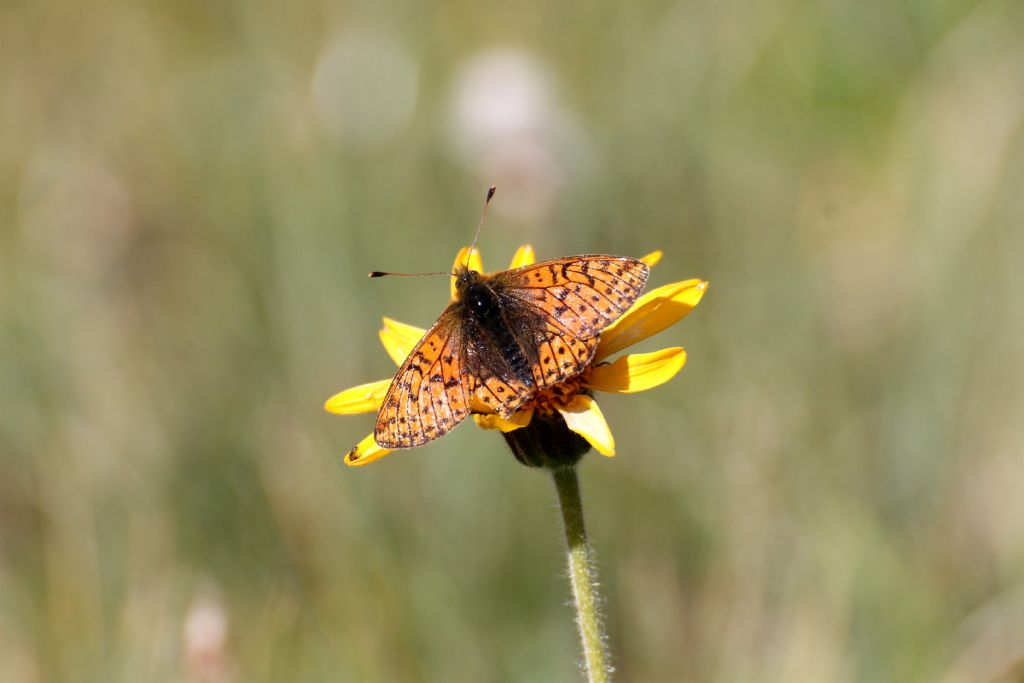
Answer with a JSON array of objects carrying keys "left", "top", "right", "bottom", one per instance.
[{"left": 325, "top": 245, "right": 708, "bottom": 466}]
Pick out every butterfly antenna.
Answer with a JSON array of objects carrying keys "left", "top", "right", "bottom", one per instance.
[
  {"left": 465, "top": 185, "right": 496, "bottom": 270},
  {"left": 368, "top": 270, "right": 454, "bottom": 278}
]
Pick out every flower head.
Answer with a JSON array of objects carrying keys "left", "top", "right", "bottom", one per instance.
[{"left": 325, "top": 245, "right": 707, "bottom": 466}]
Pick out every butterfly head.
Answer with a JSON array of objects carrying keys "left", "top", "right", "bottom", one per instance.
[{"left": 452, "top": 265, "right": 484, "bottom": 301}]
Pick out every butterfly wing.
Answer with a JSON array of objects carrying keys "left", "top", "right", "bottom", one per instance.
[
  {"left": 493, "top": 255, "right": 650, "bottom": 391},
  {"left": 459, "top": 310, "right": 540, "bottom": 418},
  {"left": 374, "top": 306, "right": 471, "bottom": 449}
]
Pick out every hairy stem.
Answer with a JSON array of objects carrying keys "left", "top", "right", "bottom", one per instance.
[{"left": 551, "top": 465, "right": 611, "bottom": 683}]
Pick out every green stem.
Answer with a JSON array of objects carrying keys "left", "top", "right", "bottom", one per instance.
[{"left": 551, "top": 465, "right": 611, "bottom": 683}]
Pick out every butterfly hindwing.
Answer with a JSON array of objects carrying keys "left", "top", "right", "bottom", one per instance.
[
  {"left": 464, "top": 367, "right": 534, "bottom": 418},
  {"left": 484, "top": 286, "right": 602, "bottom": 392},
  {"left": 531, "top": 327, "right": 601, "bottom": 389},
  {"left": 374, "top": 307, "right": 471, "bottom": 449}
]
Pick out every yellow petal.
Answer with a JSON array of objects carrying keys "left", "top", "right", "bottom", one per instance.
[
  {"left": 587, "top": 347, "right": 687, "bottom": 394},
  {"left": 473, "top": 408, "right": 534, "bottom": 432},
  {"left": 509, "top": 245, "right": 536, "bottom": 269},
  {"left": 344, "top": 433, "right": 393, "bottom": 467},
  {"left": 324, "top": 379, "right": 393, "bottom": 414},
  {"left": 557, "top": 395, "right": 615, "bottom": 457},
  {"left": 640, "top": 250, "right": 663, "bottom": 267},
  {"left": 450, "top": 247, "right": 484, "bottom": 299},
  {"left": 597, "top": 279, "right": 708, "bottom": 361},
  {"left": 379, "top": 318, "right": 427, "bottom": 366}
]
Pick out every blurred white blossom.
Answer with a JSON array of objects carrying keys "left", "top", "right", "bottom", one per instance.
[
  {"left": 448, "top": 49, "right": 592, "bottom": 224},
  {"left": 183, "top": 591, "right": 234, "bottom": 683},
  {"left": 312, "top": 30, "right": 418, "bottom": 151}
]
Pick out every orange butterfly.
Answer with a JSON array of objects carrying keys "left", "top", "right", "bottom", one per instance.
[{"left": 374, "top": 254, "right": 650, "bottom": 448}]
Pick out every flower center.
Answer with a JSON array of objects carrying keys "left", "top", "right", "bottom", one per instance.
[{"left": 525, "top": 367, "right": 593, "bottom": 415}]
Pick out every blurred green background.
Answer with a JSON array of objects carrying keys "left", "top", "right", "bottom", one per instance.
[{"left": 3, "top": 1, "right": 1024, "bottom": 681}]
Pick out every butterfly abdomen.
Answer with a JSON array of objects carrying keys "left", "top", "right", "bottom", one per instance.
[{"left": 462, "top": 280, "right": 536, "bottom": 387}]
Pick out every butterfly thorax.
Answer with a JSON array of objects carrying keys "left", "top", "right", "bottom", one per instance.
[
  {"left": 454, "top": 269, "right": 504, "bottom": 321},
  {"left": 455, "top": 270, "right": 503, "bottom": 325},
  {"left": 458, "top": 271, "right": 503, "bottom": 326}
]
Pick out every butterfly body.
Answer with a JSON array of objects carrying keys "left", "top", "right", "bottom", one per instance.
[
  {"left": 374, "top": 256, "right": 650, "bottom": 449},
  {"left": 457, "top": 267, "right": 543, "bottom": 389}
]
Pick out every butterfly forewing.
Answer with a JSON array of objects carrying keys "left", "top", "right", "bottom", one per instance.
[
  {"left": 497, "top": 255, "right": 648, "bottom": 380},
  {"left": 500, "top": 256, "right": 649, "bottom": 339},
  {"left": 374, "top": 308, "right": 471, "bottom": 448}
]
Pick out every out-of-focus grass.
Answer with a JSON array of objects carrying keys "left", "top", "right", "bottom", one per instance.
[{"left": 2, "top": 1, "right": 1024, "bottom": 681}]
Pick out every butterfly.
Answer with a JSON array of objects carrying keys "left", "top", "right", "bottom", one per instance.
[{"left": 374, "top": 254, "right": 650, "bottom": 448}]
